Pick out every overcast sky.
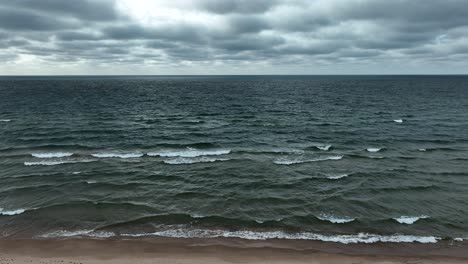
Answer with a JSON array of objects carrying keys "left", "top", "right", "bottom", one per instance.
[{"left": 0, "top": 0, "right": 467, "bottom": 75}]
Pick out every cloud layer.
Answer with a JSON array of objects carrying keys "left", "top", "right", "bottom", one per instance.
[{"left": 1, "top": 0, "right": 467, "bottom": 74}]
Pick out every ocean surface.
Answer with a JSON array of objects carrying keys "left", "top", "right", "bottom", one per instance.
[{"left": 1, "top": 75, "right": 468, "bottom": 244}]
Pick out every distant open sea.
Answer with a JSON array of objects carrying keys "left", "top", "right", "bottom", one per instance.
[{"left": 1, "top": 75, "right": 468, "bottom": 244}]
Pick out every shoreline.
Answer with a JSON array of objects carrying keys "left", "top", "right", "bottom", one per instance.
[{"left": 1, "top": 237, "right": 467, "bottom": 264}]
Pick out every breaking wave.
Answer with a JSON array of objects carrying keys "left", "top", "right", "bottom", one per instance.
[
  {"left": 148, "top": 148, "right": 231, "bottom": 158},
  {"left": 91, "top": 153, "right": 143, "bottom": 159},
  {"left": 393, "top": 215, "right": 429, "bottom": 225},
  {"left": 274, "top": 155, "right": 343, "bottom": 165},
  {"left": 31, "top": 152, "right": 74, "bottom": 158}
]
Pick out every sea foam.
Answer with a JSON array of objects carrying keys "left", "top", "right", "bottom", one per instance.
[
  {"left": 148, "top": 148, "right": 231, "bottom": 158},
  {"left": 326, "top": 174, "right": 349, "bottom": 180},
  {"left": 31, "top": 152, "right": 74, "bottom": 158},
  {"left": 316, "top": 145, "right": 332, "bottom": 151},
  {"left": 274, "top": 156, "right": 343, "bottom": 165},
  {"left": 121, "top": 229, "right": 439, "bottom": 244},
  {"left": 24, "top": 159, "right": 95, "bottom": 166},
  {"left": 393, "top": 119, "right": 404, "bottom": 123},
  {"left": 366, "top": 148, "right": 383, "bottom": 152},
  {"left": 91, "top": 153, "right": 143, "bottom": 158},
  {"left": 317, "top": 214, "right": 355, "bottom": 224},
  {"left": 163, "top": 157, "right": 230, "bottom": 165},
  {"left": 0, "top": 119, "right": 11, "bottom": 122},
  {"left": 0, "top": 208, "right": 26, "bottom": 216},
  {"left": 393, "top": 215, "right": 429, "bottom": 225}
]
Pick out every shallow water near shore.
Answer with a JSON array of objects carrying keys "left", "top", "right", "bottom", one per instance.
[{"left": 1, "top": 75, "right": 468, "bottom": 244}]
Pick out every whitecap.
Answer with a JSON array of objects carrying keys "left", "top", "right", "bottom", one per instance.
[
  {"left": 317, "top": 213, "right": 355, "bottom": 224},
  {"left": 31, "top": 152, "right": 74, "bottom": 158},
  {"left": 418, "top": 148, "right": 427, "bottom": 152},
  {"left": 24, "top": 159, "right": 95, "bottom": 166},
  {"left": 454, "top": 238, "right": 464, "bottom": 242},
  {"left": 0, "top": 119, "right": 11, "bottom": 122},
  {"left": 316, "top": 145, "right": 332, "bottom": 151},
  {"left": 274, "top": 156, "right": 343, "bottom": 165},
  {"left": 366, "top": 148, "right": 382, "bottom": 152},
  {"left": 91, "top": 153, "right": 143, "bottom": 159},
  {"left": 148, "top": 148, "right": 230, "bottom": 158},
  {"left": 122, "top": 229, "right": 439, "bottom": 244},
  {"left": 393, "top": 215, "right": 429, "bottom": 225},
  {"left": 163, "top": 157, "right": 230, "bottom": 165},
  {"left": 86, "top": 180, "right": 97, "bottom": 184},
  {"left": 393, "top": 119, "right": 403, "bottom": 123},
  {"left": 0, "top": 208, "right": 26, "bottom": 216},
  {"left": 326, "top": 174, "right": 349, "bottom": 180}
]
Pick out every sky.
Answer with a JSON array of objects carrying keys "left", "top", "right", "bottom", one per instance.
[{"left": 0, "top": 0, "right": 467, "bottom": 75}]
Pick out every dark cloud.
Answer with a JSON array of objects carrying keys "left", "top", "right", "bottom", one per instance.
[
  {"left": 0, "top": 8, "right": 78, "bottom": 31},
  {"left": 199, "top": 0, "right": 278, "bottom": 14},
  {"left": 0, "top": 0, "right": 119, "bottom": 21},
  {"left": 0, "top": 0, "right": 467, "bottom": 73}
]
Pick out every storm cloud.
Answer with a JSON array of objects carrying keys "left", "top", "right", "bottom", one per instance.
[{"left": 1, "top": 0, "right": 467, "bottom": 74}]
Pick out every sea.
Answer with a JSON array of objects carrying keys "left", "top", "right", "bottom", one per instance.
[{"left": 1, "top": 75, "right": 467, "bottom": 244}]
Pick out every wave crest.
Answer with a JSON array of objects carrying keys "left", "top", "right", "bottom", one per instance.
[
  {"left": 0, "top": 208, "right": 26, "bottom": 216},
  {"left": 163, "top": 157, "right": 230, "bottom": 165},
  {"left": 31, "top": 152, "right": 74, "bottom": 158},
  {"left": 393, "top": 215, "right": 429, "bottom": 224},
  {"left": 91, "top": 153, "right": 143, "bottom": 159},
  {"left": 274, "top": 155, "right": 343, "bottom": 165},
  {"left": 148, "top": 148, "right": 231, "bottom": 158},
  {"left": 317, "top": 213, "right": 355, "bottom": 224}
]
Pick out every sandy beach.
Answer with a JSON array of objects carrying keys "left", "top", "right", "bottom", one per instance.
[{"left": 1, "top": 238, "right": 467, "bottom": 264}]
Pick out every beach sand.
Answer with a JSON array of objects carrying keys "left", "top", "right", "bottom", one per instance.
[{"left": 1, "top": 238, "right": 467, "bottom": 264}]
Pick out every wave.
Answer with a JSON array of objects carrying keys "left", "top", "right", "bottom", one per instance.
[
  {"left": 326, "top": 174, "right": 349, "bottom": 180},
  {"left": 393, "top": 119, "right": 403, "bottom": 123},
  {"left": 24, "top": 159, "right": 95, "bottom": 166},
  {"left": 0, "top": 119, "right": 11, "bottom": 122},
  {"left": 418, "top": 148, "right": 427, "bottom": 152},
  {"left": 148, "top": 148, "right": 231, "bottom": 158},
  {"left": 393, "top": 215, "right": 429, "bottom": 225},
  {"left": 121, "top": 229, "right": 439, "bottom": 244},
  {"left": 317, "top": 214, "right": 355, "bottom": 224},
  {"left": 316, "top": 145, "right": 332, "bottom": 151},
  {"left": 91, "top": 153, "right": 143, "bottom": 158},
  {"left": 163, "top": 157, "right": 230, "bottom": 165},
  {"left": 31, "top": 152, "right": 74, "bottom": 158},
  {"left": 40, "top": 230, "right": 114, "bottom": 238},
  {"left": 366, "top": 148, "right": 384, "bottom": 152},
  {"left": 0, "top": 208, "right": 26, "bottom": 216},
  {"left": 274, "top": 155, "right": 343, "bottom": 165}
]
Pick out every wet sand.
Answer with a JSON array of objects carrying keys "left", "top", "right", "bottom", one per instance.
[{"left": 0, "top": 238, "right": 467, "bottom": 264}]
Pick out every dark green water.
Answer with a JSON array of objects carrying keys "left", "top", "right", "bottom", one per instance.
[{"left": 1, "top": 75, "right": 467, "bottom": 244}]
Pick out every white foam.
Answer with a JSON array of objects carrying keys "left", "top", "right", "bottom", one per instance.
[
  {"left": 72, "top": 171, "right": 81, "bottom": 175},
  {"left": 274, "top": 156, "right": 343, "bottom": 165},
  {"left": 24, "top": 159, "right": 95, "bottom": 166},
  {"left": 317, "top": 145, "right": 332, "bottom": 151},
  {"left": 148, "top": 148, "right": 231, "bottom": 158},
  {"left": 163, "top": 157, "right": 230, "bottom": 165},
  {"left": 31, "top": 152, "right": 74, "bottom": 158},
  {"left": 317, "top": 214, "right": 355, "bottom": 224},
  {"left": 326, "top": 174, "right": 349, "bottom": 180},
  {"left": 0, "top": 208, "right": 26, "bottom": 216},
  {"left": 393, "top": 215, "right": 429, "bottom": 225},
  {"left": 393, "top": 119, "right": 403, "bottom": 123},
  {"left": 86, "top": 180, "right": 97, "bottom": 184},
  {"left": 418, "top": 148, "right": 427, "bottom": 152},
  {"left": 366, "top": 148, "right": 382, "bottom": 152},
  {"left": 39, "top": 230, "right": 115, "bottom": 238},
  {"left": 122, "top": 229, "right": 439, "bottom": 244},
  {"left": 0, "top": 119, "right": 11, "bottom": 122},
  {"left": 91, "top": 153, "right": 143, "bottom": 159},
  {"left": 454, "top": 238, "right": 464, "bottom": 242}
]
